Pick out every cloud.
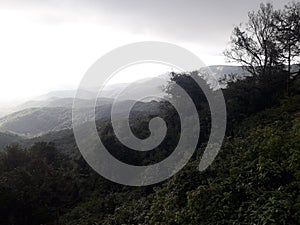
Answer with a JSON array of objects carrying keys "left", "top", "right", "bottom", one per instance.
[
  {"left": 0, "top": 0, "right": 293, "bottom": 103},
  {"left": 0, "top": 0, "right": 291, "bottom": 47}
]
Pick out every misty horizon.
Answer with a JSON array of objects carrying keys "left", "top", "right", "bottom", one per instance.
[{"left": 0, "top": 0, "right": 291, "bottom": 104}]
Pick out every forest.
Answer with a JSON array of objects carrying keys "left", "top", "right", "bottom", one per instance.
[{"left": 0, "top": 2, "right": 300, "bottom": 225}]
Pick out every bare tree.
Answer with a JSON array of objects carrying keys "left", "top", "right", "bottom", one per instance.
[
  {"left": 224, "top": 3, "right": 281, "bottom": 76},
  {"left": 274, "top": 2, "right": 300, "bottom": 76}
]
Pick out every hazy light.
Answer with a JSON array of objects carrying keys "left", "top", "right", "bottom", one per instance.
[{"left": 0, "top": 7, "right": 224, "bottom": 105}]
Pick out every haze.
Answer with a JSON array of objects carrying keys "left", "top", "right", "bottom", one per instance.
[{"left": 0, "top": 0, "right": 290, "bottom": 105}]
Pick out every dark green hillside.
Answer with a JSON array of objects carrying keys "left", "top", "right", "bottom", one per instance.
[
  {"left": 0, "top": 100, "right": 161, "bottom": 138},
  {"left": 0, "top": 132, "right": 23, "bottom": 150},
  {"left": 0, "top": 71, "right": 299, "bottom": 224},
  {"left": 0, "top": 2, "right": 299, "bottom": 224},
  {"left": 0, "top": 107, "right": 72, "bottom": 137}
]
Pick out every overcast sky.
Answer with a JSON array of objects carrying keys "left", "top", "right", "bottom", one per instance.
[{"left": 0, "top": 0, "right": 292, "bottom": 104}]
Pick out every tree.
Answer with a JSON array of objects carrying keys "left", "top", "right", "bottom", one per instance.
[
  {"left": 224, "top": 3, "right": 281, "bottom": 76},
  {"left": 273, "top": 2, "right": 300, "bottom": 78}
]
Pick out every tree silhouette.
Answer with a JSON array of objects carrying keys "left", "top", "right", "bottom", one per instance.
[
  {"left": 224, "top": 3, "right": 281, "bottom": 76},
  {"left": 274, "top": 2, "right": 300, "bottom": 75}
]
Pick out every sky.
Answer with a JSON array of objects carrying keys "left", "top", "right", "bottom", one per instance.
[{"left": 0, "top": 0, "right": 292, "bottom": 105}]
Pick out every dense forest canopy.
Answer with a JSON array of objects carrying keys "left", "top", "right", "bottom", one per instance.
[{"left": 0, "top": 1, "right": 299, "bottom": 225}]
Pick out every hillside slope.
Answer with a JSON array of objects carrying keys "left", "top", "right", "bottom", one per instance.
[{"left": 0, "top": 100, "right": 161, "bottom": 137}]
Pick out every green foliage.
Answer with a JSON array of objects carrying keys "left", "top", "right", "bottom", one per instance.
[
  {"left": 1, "top": 1, "right": 300, "bottom": 221},
  {"left": 0, "top": 132, "right": 23, "bottom": 150},
  {"left": 0, "top": 71, "right": 299, "bottom": 224},
  {"left": 97, "top": 91, "right": 299, "bottom": 225}
]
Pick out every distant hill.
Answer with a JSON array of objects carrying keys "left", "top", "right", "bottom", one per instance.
[
  {"left": 9, "top": 65, "right": 250, "bottom": 111},
  {"left": 0, "top": 100, "right": 164, "bottom": 156},
  {"left": 15, "top": 97, "right": 114, "bottom": 111},
  {"left": 0, "top": 132, "right": 23, "bottom": 150},
  {"left": 205, "top": 65, "right": 250, "bottom": 78},
  {"left": 0, "top": 100, "right": 161, "bottom": 137},
  {"left": 33, "top": 89, "right": 97, "bottom": 100},
  {"left": 0, "top": 65, "right": 253, "bottom": 137},
  {"left": 0, "top": 107, "right": 72, "bottom": 137},
  {"left": 0, "top": 65, "right": 252, "bottom": 119}
]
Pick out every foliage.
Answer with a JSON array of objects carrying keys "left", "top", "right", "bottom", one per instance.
[
  {"left": 0, "top": 71, "right": 299, "bottom": 224},
  {"left": 0, "top": 1, "right": 300, "bottom": 224},
  {"left": 224, "top": 2, "right": 300, "bottom": 79}
]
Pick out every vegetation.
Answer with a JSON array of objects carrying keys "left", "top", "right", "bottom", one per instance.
[
  {"left": 0, "top": 1, "right": 299, "bottom": 224},
  {"left": 224, "top": 2, "right": 300, "bottom": 91},
  {"left": 0, "top": 73, "right": 299, "bottom": 224}
]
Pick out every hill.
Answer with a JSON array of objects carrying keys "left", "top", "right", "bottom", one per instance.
[
  {"left": 0, "top": 132, "right": 23, "bottom": 150},
  {"left": 0, "top": 100, "right": 161, "bottom": 138},
  {"left": 0, "top": 71, "right": 299, "bottom": 224}
]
